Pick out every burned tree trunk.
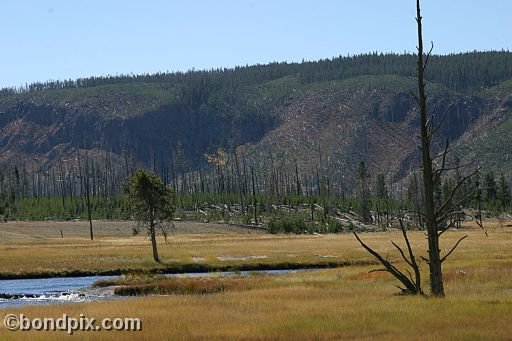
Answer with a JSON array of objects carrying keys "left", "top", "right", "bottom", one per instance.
[
  {"left": 82, "top": 151, "right": 94, "bottom": 241},
  {"left": 354, "top": 0, "right": 477, "bottom": 297},
  {"left": 415, "top": 0, "right": 444, "bottom": 297},
  {"left": 251, "top": 166, "right": 258, "bottom": 225}
]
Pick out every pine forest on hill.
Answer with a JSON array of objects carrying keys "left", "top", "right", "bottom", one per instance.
[{"left": 0, "top": 51, "right": 511, "bottom": 230}]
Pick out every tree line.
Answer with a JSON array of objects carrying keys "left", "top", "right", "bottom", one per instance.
[
  {"left": 1, "top": 50, "right": 512, "bottom": 100},
  {"left": 0, "top": 147, "right": 509, "bottom": 225}
]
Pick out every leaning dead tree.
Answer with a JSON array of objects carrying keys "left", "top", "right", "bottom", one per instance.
[
  {"left": 354, "top": 0, "right": 481, "bottom": 297},
  {"left": 354, "top": 219, "right": 423, "bottom": 295}
]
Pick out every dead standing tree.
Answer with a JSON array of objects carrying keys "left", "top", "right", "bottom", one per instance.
[
  {"left": 357, "top": 161, "right": 371, "bottom": 224},
  {"left": 77, "top": 150, "right": 94, "bottom": 241},
  {"left": 354, "top": 0, "right": 479, "bottom": 297}
]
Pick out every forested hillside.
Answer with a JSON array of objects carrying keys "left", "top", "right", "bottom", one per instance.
[{"left": 0, "top": 51, "right": 511, "bottom": 207}]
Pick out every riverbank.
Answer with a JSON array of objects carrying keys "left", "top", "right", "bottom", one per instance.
[
  {"left": 3, "top": 259, "right": 512, "bottom": 339},
  {"left": 0, "top": 219, "right": 502, "bottom": 279},
  {"left": 1, "top": 219, "right": 511, "bottom": 339},
  {"left": 0, "top": 260, "right": 375, "bottom": 280},
  {"left": 0, "top": 220, "right": 380, "bottom": 279}
]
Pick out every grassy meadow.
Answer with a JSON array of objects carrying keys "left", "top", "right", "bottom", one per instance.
[{"left": 0, "top": 219, "right": 511, "bottom": 339}]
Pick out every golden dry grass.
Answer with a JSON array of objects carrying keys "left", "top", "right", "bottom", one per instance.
[
  {"left": 112, "top": 276, "right": 264, "bottom": 296},
  {"left": 0, "top": 219, "right": 511, "bottom": 339},
  {"left": 0, "top": 220, "right": 372, "bottom": 276}
]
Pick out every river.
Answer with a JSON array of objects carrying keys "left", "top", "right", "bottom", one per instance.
[{"left": 0, "top": 269, "right": 308, "bottom": 308}]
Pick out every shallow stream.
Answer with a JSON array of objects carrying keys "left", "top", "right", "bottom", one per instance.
[{"left": 0, "top": 269, "right": 307, "bottom": 308}]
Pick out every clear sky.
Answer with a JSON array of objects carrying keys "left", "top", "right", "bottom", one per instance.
[{"left": 1, "top": 0, "right": 510, "bottom": 88}]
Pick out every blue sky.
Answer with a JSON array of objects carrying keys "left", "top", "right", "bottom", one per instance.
[{"left": 1, "top": 0, "right": 510, "bottom": 88}]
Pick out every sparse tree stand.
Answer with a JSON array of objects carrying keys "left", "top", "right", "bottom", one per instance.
[{"left": 125, "top": 170, "right": 175, "bottom": 263}]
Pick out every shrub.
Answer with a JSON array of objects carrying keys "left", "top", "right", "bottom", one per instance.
[
  {"left": 268, "top": 217, "right": 308, "bottom": 234},
  {"left": 326, "top": 218, "right": 344, "bottom": 233}
]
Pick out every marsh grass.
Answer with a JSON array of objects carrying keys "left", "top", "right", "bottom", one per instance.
[
  {"left": 2, "top": 263, "right": 512, "bottom": 340},
  {"left": 0, "top": 220, "right": 378, "bottom": 277},
  {"left": 0, "top": 219, "right": 511, "bottom": 339},
  {"left": 112, "top": 277, "right": 260, "bottom": 296},
  {"left": 0, "top": 220, "right": 504, "bottom": 278}
]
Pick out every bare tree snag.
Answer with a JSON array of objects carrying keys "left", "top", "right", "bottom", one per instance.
[
  {"left": 78, "top": 150, "right": 94, "bottom": 241},
  {"left": 415, "top": 0, "right": 445, "bottom": 297},
  {"left": 415, "top": 0, "right": 481, "bottom": 296},
  {"left": 353, "top": 220, "right": 423, "bottom": 295},
  {"left": 353, "top": 0, "right": 480, "bottom": 297},
  {"left": 251, "top": 166, "right": 258, "bottom": 225}
]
